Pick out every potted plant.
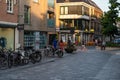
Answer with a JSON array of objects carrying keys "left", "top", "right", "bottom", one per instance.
[{"left": 65, "top": 43, "right": 76, "bottom": 53}]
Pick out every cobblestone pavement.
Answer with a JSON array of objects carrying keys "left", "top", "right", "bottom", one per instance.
[{"left": 0, "top": 47, "right": 120, "bottom": 80}]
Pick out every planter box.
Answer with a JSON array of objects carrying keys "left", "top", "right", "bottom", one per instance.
[{"left": 65, "top": 48, "right": 74, "bottom": 53}]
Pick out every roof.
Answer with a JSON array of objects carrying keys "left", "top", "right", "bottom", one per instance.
[{"left": 56, "top": 0, "right": 102, "bottom": 11}]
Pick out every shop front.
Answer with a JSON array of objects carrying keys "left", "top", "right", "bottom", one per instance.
[
  {"left": 0, "top": 28, "right": 15, "bottom": 49},
  {"left": 24, "top": 31, "right": 47, "bottom": 50},
  {"left": 0, "top": 22, "right": 18, "bottom": 50}
]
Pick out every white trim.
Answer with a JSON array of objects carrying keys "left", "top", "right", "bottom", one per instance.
[
  {"left": 60, "top": 30, "right": 70, "bottom": 33},
  {"left": 15, "top": 28, "right": 19, "bottom": 49},
  {"left": 58, "top": 2, "right": 92, "bottom": 8},
  {"left": 7, "top": 0, "right": 14, "bottom": 13},
  {"left": 59, "top": 15, "right": 90, "bottom": 19},
  {"left": 0, "top": 21, "right": 18, "bottom": 26},
  {"left": 33, "top": 0, "right": 39, "bottom": 3}
]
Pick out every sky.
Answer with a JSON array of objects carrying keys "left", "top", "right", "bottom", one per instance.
[
  {"left": 92, "top": 0, "right": 109, "bottom": 12},
  {"left": 92, "top": 0, "right": 120, "bottom": 16},
  {"left": 48, "top": 0, "right": 120, "bottom": 16},
  {"left": 92, "top": 0, "right": 120, "bottom": 17}
]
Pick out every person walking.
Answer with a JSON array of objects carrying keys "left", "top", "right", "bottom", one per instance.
[
  {"left": 52, "top": 38, "right": 58, "bottom": 49},
  {"left": 81, "top": 40, "right": 87, "bottom": 51},
  {"left": 52, "top": 38, "right": 58, "bottom": 56},
  {"left": 67, "top": 38, "right": 71, "bottom": 46},
  {"left": 101, "top": 40, "right": 106, "bottom": 50}
]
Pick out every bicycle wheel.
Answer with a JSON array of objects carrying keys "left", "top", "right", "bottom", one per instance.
[
  {"left": 34, "top": 52, "right": 42, "bottom": 62},
  {"left": 57, "top": 50, "right": 64, "bottom": 58},
  {"left": 0, "top": 58, "right": 8, "bottom": 70},
  {"left": 44, "top": 49, "right": 49, "bottom": 57},
  {"left": 22, "top": 58, "right": 29, "bottom": 65},
  {"left": 8, "top": 55, "right": 13, "bottom": 68},
  {"left": 29, "top": 54, "right": 36, "bottom": 64}
]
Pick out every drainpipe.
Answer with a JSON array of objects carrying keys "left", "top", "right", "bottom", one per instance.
[{"left": 17, "top": 0, "right": 24, "bottom": 49}]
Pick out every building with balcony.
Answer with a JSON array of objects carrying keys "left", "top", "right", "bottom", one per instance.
[
  {"left": 0, "top": 0, "right": 18, "bottom": 50},
  {"left": 55, "top": 0, "right": 103, "bottom": 44}
]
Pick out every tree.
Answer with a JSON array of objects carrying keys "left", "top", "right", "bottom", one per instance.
[{"left": 101, "top": 0, "right": 120, "bottom": 40}]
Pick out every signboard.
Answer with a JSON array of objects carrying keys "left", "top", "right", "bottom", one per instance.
[
  {"left": 17, "top": 24, "right": 24, "bottom": 30},
  {"left": 56, "top": 27, "right": 60, "bottom": 32}
]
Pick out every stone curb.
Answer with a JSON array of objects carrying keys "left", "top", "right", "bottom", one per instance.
[{"left": 96, "top": 46, "right": 120, "bottom": 51}]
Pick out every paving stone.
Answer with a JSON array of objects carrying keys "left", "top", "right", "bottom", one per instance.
[{"left": 0, "top": 47, "right": 120, "bottom": 80}]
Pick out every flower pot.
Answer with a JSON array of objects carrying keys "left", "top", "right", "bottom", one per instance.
[{"left": 65, "top": 48, "right": 74, "bottom": 53}]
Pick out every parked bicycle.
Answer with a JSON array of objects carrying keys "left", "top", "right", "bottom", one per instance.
[
  {"left": 43, "top": 46, "right": 54, "bottom": 57},
  {"left": 25, "top": 49, "right": 42, "bottom": 64},
  {"left": 0, "top": 48, "right": 10, "bottom": 69},
  {"left": 7, "top": 47, "right": 42, "bottom": 68},
  {"left": 43, "top": 45, "right": 64, "bottom": 58},
  {"left": 52, "top": 47, "right": 64, "bottom": 58},
  {"left": 1, "top": 48, "right": 28, "bottom": 68}
]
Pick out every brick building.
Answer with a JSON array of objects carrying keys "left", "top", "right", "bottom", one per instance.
[
  {"left": 0, "top": 0, "right": 19, "bottom": 50},
  {"left": 0, "top": 0, "right": 56, "bottom": 50}
]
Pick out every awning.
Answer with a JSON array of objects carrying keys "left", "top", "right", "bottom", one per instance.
[{"left": 0, "top": 21, "right": 18, "bottom": 28}]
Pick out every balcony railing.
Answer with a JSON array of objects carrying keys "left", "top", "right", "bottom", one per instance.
[
  {"left": 60, "top": 27, "right": 75, "bottom": 30},
  {"left": 60, "top": 27, "right": 82, "bottom": 30}
]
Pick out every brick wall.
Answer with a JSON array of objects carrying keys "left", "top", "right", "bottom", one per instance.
[{"left": 0, "top": 0, "right": 18, "bottom": 23}]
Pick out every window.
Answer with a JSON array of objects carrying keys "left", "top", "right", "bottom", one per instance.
[
  {"left": 64, "top": 0, "right": 69, "bottom": 2},
  {"left": 24, "top": 5, "right": 31, "bottom": 24},
  {"left": 33, "top": 0, "right": 39, "bottom": 3},
  {"left": 65, "top": 7, "right": 68, "bottom": 14},
  {"left": 60, "top": 7, "right": 64, "bottom": 14},
  {"left": 60, "top": 6, "right": 68, "bottom": 15},
  {"left": 7, "top": 0, "right": 13, "bottom": 13}
]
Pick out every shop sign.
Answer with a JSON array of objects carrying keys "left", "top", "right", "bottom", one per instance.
[
  {"left": 17, "top": 24, "right": 24, "bottom": 30},
  {"left": 56, "top": 27, "right": 60, "bottom": 32}
]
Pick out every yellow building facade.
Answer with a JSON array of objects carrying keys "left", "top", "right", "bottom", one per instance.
[{"left": 55, "top": 0, "right": 103, "bottom": 45}]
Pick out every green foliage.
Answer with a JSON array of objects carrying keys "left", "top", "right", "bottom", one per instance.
[
  {"left": 106, "top": 42, "right": 120, "bottom": 47},
  {"left": 117, "top": 17, "right": 120, "bottom": 21},
  {"left": 101, "top": 0, "right": 120, "bottom": 37}
]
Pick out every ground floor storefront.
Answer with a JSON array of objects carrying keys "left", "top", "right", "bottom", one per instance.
[
  {"left": 59, "top": 30, "right": 95, "bottom": 45},
  {"left": 24, "top": 31, "right": 47, "bottom": 49},
  {"left": 0, "top": 28, "right": 15, "bottom": 50},
  {"left": 0, "top": 21, "right": 18, "bottom": 50},
  {"left": 24, "top": 31, "right": 56, "bottom": 49}
]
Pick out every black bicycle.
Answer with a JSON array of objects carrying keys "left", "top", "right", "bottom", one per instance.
[
  {"left": 25, "top": 49, "right": 42, "bottom": 64},
  {"left": 51, "top": 47, "right": 64, "bottom": 58},
  {"left": 0, "top": 48, "right": 9, "bottom": 69}
]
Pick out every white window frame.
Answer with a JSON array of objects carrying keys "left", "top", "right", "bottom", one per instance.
[
  {"left": 33, "top": 0, "right": 39, "bottom": 3},
  {"left": 7, "top": 0, "right": 14, "bottom": 13},
  {"left": 65, "top": 7, "right": 68, "bottom": 14},
  {"left": 60, "top": 7, "right": 64, "bottom": 14}
]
